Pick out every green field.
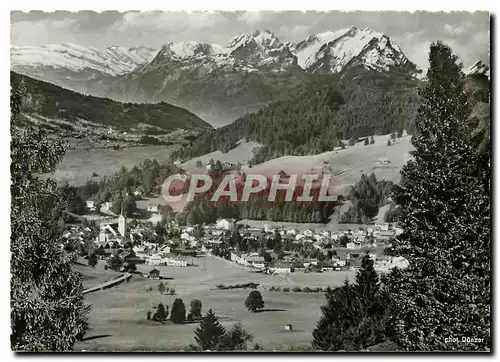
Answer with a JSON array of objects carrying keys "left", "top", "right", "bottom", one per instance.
[
  {"left": 73, "top": 259, "right": 122, "bottom": 289},
  {"left": 75, "top": 255, "right": 355, "bottom": 351},
  {"left": 51, "top": 145, "right": 175, "bottom": 186}
]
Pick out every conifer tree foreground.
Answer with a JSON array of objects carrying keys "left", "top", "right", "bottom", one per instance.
[
  {"left": 312, "top": 280, "right": 363, "bottom": 351},
  {"left": 355, "top": 253, "right": 380, "bottom": 306},
  {"left": 386, "top": 42, "right": 490, "bottom": 351},
  {"left": 194, "top": 309, "right": 226, "bottom": 350},
  {"left": 216, "top": 322, "right": 254, "bottom": 351},
  {"left": 10, "top": 81, "right": 90, "bottom": 350},
  {"left": 312, "top": 255, "right": 388, "bottom": 351}
]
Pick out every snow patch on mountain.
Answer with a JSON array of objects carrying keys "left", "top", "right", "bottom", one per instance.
[
  {"left": 467, "top": 60, "right": 490, "bottom": 77},
  {"left": 295, "top": 28, "right": 352, "bottom": 69},
  {"left": 11, "top": 43, "right": 157, "bottom": 76}
]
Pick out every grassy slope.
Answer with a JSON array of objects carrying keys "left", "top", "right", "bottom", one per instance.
[{"left": 11, "top": 71, "right": 212, "bottom": 132}]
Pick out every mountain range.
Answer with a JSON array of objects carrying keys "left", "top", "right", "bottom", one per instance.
[
  {"left": 11, "top": 71, "right": 212, "bottom": 150},
  {"left": 11, "top": 26, "right": 421, "bottom": 127}
]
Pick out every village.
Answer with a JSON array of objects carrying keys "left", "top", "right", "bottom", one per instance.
[{"left": 62, "top": 196, "right": 409, "bottom": 281}]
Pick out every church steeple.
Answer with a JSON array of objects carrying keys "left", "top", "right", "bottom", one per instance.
[{"left": 118, "top": 201, "right": 126, "bottom": 238}]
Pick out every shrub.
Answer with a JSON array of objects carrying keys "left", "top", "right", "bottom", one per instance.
[
  {"left": 87, "top": 253, "right": 98, "bottom": 267},
  {"left": 282, "top": 287, "right": 290, "bottom": 292},
  {"left": 158, "top": 282, "right": 166, "bottom": 294},
  {"left": 292, "top": 287, "right": 302, "bottom": 292},
  {"left": 190, "top": 299, "right": 202, "bottom": 319}
]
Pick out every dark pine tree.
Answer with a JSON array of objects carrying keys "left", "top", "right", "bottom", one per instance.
[
  {"left": 170, "top": 298, "right": 186, "bottom": 324},
  {"left": 216, "top": 322, "right": 254, "bottom": 351},
  {"left": 194, "top": 309, "right": 226, "bottom": 350},
  {"left": 385, "top": 42, "right": 490, "bottom": 351},
  {"left": 312, "top": 280, "right": 363, "bottom": 351},
  {"left": 154, "top": 302, "right": 168, "bottom": 322},
  {"left": 355, "top": 253, "right": 380, "bottom": 306}
]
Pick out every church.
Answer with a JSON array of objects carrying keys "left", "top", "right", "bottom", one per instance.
[{"left": 96, "top": 205, "right": 127, "bottom": 246}]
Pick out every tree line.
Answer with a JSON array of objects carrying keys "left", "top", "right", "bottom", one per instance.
[
  {"left": 171, "top": 69, "right": 420, "bottom": 165},
  {"left": 340, "top": 173, "right": 395, "bottom": 224}
]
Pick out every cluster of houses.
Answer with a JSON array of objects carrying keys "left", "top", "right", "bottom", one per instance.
[
  {"left": 61, "top": 210, "right": 191, "bottom": 268},
  {"left": 270, "top": 223, "right": 402, "bottom": 250},
  {"left": 132, "top": 244, "right": 189, "bottom": 267},
  {"left": 190, "top": 219, "right": 408, "bottom": 275},
  {"left": 61, "top": 207, "right": 407, "bottom": 276}
]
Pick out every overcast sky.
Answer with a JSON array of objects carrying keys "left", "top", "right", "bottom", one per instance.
[{"left": 11, "top": 10, "right": 490, "bottom": 69}]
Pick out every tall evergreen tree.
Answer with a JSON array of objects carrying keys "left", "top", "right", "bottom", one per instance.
[
  {"left": 386, "top": 42, "right": 490, "bottom": 351},
  {"left": 216, "top": 322, "right": 254, "bottom": 351},
  {"left": 194, "top": 309, "right": 226, "bottom": 350},
  {"left": 170, "top": 298, "right": 186, "bottom": 324},
  {"left": 154, "top": 302, "right": 168, "bottom": 322},
  {"left": 312, "top": 280, "right": 362, "bottom": 351},
  {"left": 355, "top": 253, "right": 380, "bottom": 306},
  {"left": 10, "top": 80, "right": 90, "bottom": 351}
]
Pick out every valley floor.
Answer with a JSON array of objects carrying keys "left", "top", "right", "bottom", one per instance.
[{"left": 74, "top": 255, "right": 355, "bottom": 351}]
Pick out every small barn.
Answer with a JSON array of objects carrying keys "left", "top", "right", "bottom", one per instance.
[{"left": 148, "top": 269, "right": 161, "bottom": 280}]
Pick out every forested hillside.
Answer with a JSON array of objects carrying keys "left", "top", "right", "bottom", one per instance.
[
  {"left": 11, "top": 71, "right": 212, "bottom": 132},
  {"left": 171, "top": 69, "right": 421, "bottom": 164}
]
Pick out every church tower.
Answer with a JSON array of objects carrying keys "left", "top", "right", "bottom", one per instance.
[{"left": 118, "top": 202, "right": 127, "bottom": 238}]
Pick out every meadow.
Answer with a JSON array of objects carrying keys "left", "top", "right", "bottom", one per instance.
[
  {"left": 74, "top": 255, "right": 355, "bottom": 351},
  {"left": 51, "top": 145, "right": 175, "bottom": 186}
]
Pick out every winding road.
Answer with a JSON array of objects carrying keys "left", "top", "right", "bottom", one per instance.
[{"left": 83, "top": 272, "right": 132, "bottom": 295}]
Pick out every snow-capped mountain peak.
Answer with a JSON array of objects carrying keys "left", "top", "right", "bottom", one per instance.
[
  {"left": 11, "top": 43, "right": 157, "bottom": 76},
  {"left": 226, "top": 29, "right": 283, "bottom": 52},
  {"left": 294, "top": 25, "right": 416, "bottom": 74},
  {"left": 165, "top": 41, "right": 218, "bottom": 59},
  {"left": 467, "top": 60, "right": 490, "bottom": 77},
  {"left": 12, "top": 26, "right": 417, "bottom": 80}
]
